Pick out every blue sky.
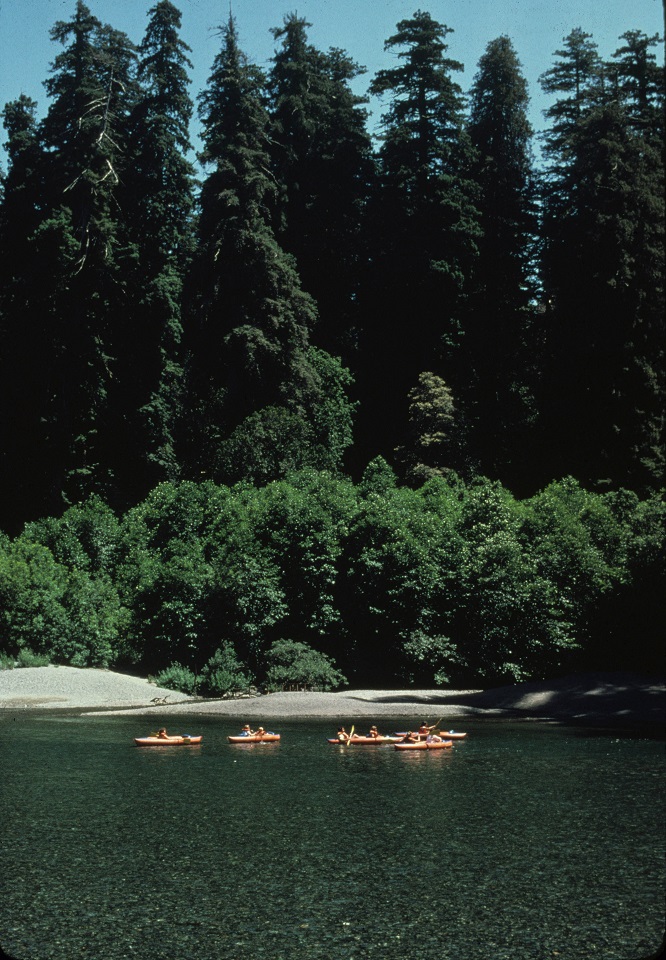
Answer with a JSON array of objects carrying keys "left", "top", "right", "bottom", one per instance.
[{"left": 0, "top": 0, "right": 663, "bottom": 165}]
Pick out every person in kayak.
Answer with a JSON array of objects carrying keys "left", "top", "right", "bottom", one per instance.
[
  {"left": 400, "top": 731, "right": 418, "bottom": 742},
  {"left": 368, "top": 725, "right": 381, "bottom": 738},
  {"left": 240, "top": 724, "right": 255, "bottom": 737},
  {"left": 336, "top": 726, "right": 350, "bottom": 742},
  {"left": 426, "top": 732, "right": 443, "bottom": 743},
  {"left": 156, "top": 728, "right": 170, "bottom": 739},
  {"left": 418, "top": 721, "right": 437, "bottom": 737},
  {"left": 256, "top": 726, "right": 267, "bottom": 737}
]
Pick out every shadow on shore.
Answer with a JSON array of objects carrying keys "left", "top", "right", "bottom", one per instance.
[{"left": 347, "top": 672, "right": 665, "bottom": 730}]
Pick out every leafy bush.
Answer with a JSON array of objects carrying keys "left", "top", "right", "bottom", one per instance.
[
  {"left": 16, "top": 648, "right": 51, "bottom": 667},
  {"left": 0, "top": 652, "right": 15, "bottom": 670},
  {"left": 151, "top": 662, "right": 198, "bottom": 695},
  {"left": 264, "top": 639, "right": 347, "bottom": 692},
  {"left": 198, "top": 643, "right": 253, "bottom": 698}
]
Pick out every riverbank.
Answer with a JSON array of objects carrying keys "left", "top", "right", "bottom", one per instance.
[{"left": 0, "top": 666, "right": 663, "bottom": 729}]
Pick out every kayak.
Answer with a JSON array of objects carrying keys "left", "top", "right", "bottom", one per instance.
[
  {"left": 394, "top": 730, "right": 467, "bottom": 740},
  {"left": 394, "top": 739, "right": 453, "bottom": 751},
  {"left": 134, "top": 735, "right": 202, "bottom": 746},
  {"left": 329, "top": 735, "right": 402, "bottom": 745},
  {"left": 228, "top": 733, "right": 280, "bottom": 743}
]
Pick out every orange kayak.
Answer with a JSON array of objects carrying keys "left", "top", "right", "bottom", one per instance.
[
  {"left": 134, "top": 735, "right": 202, "bottom": 746},
  {"left": 394, "top": 739, "right": 453, "bottom": 751},
  {"left": 394, "top": 731, "right": 467, "bottom": 740},
  {"left": 345, "top": 736, "right": 401, "bottom": 745},
  {"left": 228, "top": 733, "right": 280, "bottom": 743}
]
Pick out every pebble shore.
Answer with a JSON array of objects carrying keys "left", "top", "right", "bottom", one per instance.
[{"left": 0, "top": 666, "right": 664, "bottom": 728}]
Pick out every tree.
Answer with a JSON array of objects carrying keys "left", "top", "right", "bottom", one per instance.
[
  {"left": 185, "top": 14, "right": 354, "bottom": 484},
  {"left": 115, "top": 0, "right": 197, "bottom": 500},
  {"left": 610, "top": 30, "right": 664, "bottom": 133},
  {"left": 357, "top": 10, "right": 480, "bottom": 466},
  {"left": 395, "top": 371, "right": 457, "bottom": 484},
  {"left": 453, "top": 479, "right": 577, "bottom": 683},
  {"left": 0, "top": 95, "right": 47, "bottom": 531},
  {"left": 1, "top": 3, "right": 138, "bottom": 518},
  {"left": 539, "top": 27, "right": 603, "bottom": 157},
  {"left": 538, "top": 28, "right": 664, "bottom": 491},
  {"left": 465, "top": 36, "right": 539, "bottom": 486},
  {"left": 268, "top": 14, "right": 374, "bottom": 359}
]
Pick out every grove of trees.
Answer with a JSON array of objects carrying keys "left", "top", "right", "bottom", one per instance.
[{"left": 0, "top": 4, "right": 663, "bottom": 690}]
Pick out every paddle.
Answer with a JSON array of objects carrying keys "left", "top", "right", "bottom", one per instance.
[
  {"left": 346, "top": 724, "right": 355, "bottom": 746},
  {"left": 427, "top": 716, "right": 444, "bottom": 739}
]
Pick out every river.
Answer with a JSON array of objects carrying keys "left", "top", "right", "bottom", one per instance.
[{"left": 0, "top": 714, "right": 663, "bottom": 959}]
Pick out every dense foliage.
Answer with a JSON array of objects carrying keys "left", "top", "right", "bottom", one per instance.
[
  {"left": 0, "top": 472, "right": 662, "bottom": 687},
  {"left": 0, "top": 5, "right": 663, "bottom": 688}
]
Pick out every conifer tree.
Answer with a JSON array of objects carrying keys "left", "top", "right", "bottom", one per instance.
[
  {"left": 0, "top": 2, "right": 137, "bottom": 521},
  {"left": 115, "top": 0, "right": 196, "bottom": 499},
  {"left": 539, "top": 27, "right": 603, "bottom": 156},
  {"left": 358, "top": 10, "right": 480, "bottom": 469},
  {"left": 466, "top": 36, "right": 539, "bottom": 486},
  {"left": 185, "top": 14, "right": 354, "bottom": 484},
  {"left": 0, "top": 96, "right": 46, "bottom": 530},
  {"left": 610, "top": 29, "right": 664, "bottom": 132},
  {"left": 538, "top": 28, "right": 664, "bottom": 491},
  {"left": 267, "top": 14, "right": 374, "bottom": 359},
  {"left": 394, "top": 371, "right": 457, "bottom": 484}
]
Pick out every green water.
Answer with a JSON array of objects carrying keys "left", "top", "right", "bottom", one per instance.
[{"left": 0, "top": 714, "right": 663, "bottom": 960}]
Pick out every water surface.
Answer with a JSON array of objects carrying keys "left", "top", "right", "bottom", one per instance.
[{"left": 1, "top": 714, "right": 663, "bottom": 959}]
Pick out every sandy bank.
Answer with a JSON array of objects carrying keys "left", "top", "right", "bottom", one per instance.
[{"left": 0, "top": 666, "right": 663, "bottom": 729}]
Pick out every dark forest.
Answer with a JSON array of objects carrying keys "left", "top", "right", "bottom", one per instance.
[{"left": 0, "top": 3, "right": 663, "bottom": 690}]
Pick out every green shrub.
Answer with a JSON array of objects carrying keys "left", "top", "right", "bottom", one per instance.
[
  {"left": 198, "top": 643, "right": 253, "bottom": 698},
  {"left": 151, "top": 662, "right": 198, "bottom": 695},
  {"left": 0, "top": 652, "right": 15, "bottom": 670},
  {"left": 264, "top": 639, "right": 347, "bottom": 692},
  {"left": 16, "top": 648, "right": 51, "bottom": 667}
]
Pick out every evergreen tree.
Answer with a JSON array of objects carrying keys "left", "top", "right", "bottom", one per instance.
[
  {"left": 185, "top": 14, "right": 354, "bottom": 484},
  {"left": 358, "top": 10, "right": 480, "bottom": 469},
  {"left": 538, "top": 29, "right": 665, "bottom": 491},
  {"left": 610, "top": 29, "right": 664, "bottom": 132},
  {"left": 466, "top": 36, "right": 539, "bottom": 487},
  {"left": 267, "top": 14, "right": 374, "bottom": 359},
  {"left": 116, "top": 0, "right": 196, "bottom": 500},
  {"left": 0, "top": 2, "right": 137, "bottom": 523},
  {"left": 394, "top": 371, "right": 458, "bottom": 485},
  {"left": 539, "top": 27, "right": 603, "bottom": 157},
  {"left": 0, "top": 96, "right": 46, "bottom": 531}
]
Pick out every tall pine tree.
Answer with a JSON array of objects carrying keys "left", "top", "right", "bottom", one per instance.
[
  {"left": 267, "top": 14, "right": 374, "bottom": 360},
  {"left": 358, "top": 10, "right": 480, "bottom": 472},
  {"left": 184, "top": 14, "right": 354, "bottom": 485},
  {"left": 0, "top": 2, "right": 137, "bottom": 523},
  {"left": 465, "top": 36, "right": 539, "bottom": 488},
  {"left": 538, "top": 28, "right": 664, "bottom": 491},
  {"left": 0, "top": 95, "right": 45, "bottom": 531},
  {"left": 115, "top": 0, "right": 196, "bottom": 500}
]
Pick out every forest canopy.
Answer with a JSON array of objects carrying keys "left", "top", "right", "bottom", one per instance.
[{"left": 0, "top": 4, "right": 663, "bottom": 688}]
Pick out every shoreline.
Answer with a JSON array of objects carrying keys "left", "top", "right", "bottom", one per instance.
[{"left": 0, "top": 666, "right": 664, "bottom": 730}]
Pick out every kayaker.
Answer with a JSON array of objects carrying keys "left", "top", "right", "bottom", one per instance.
[
  {"left": 336, "top": 726, "right": 350, "bottom": 742},
  {"left": 240, "top": 724, "right": 255, "bottom": 737},
  {"left": 256, "top": 726, "right": 266, "bottom": 738},
  {"left": 426, "top": 732, "right": 443, "bottom": 743},
  {"left": 368, "top": 725, "right": 381, "bottom": 738},
  {"left": 400, "top": 731, "right": 418, "bottom": 742},
  {"left": 156, "top": 728, "right": 170, "bottom": 739},
  {"left": 418, "top": 721, "right": 436, "bottom": 737}
]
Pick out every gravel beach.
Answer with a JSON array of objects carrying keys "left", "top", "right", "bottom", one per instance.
[{"left": 0, "top": 666, "right": 663, "bottom": 728}]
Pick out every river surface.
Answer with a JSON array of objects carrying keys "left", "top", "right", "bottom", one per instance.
[{"left": 0, "top": 714, "right": 663, "bottom": 960}]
